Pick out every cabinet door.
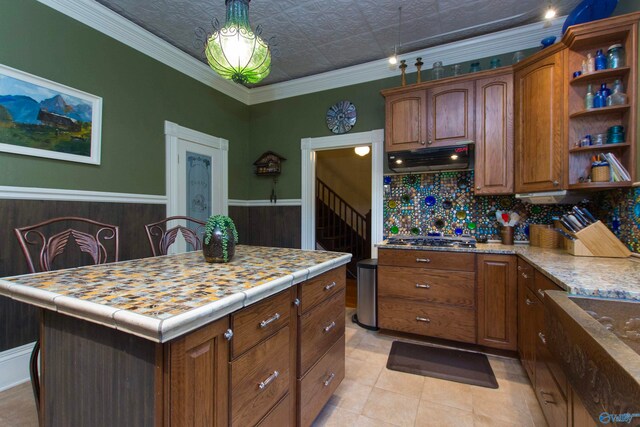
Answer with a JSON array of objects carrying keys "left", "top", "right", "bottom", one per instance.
[
  {"left": 517, "top": 260, "right": 536, "bottom": 382},
  {"left": 475, "top": 74, "right": 514, "bottom": 195},
  {"left": 168, "top": 316, "right": 229, "bottom": 427},
  {"left": 477, "top": 254, "right": 517, "bottom": 350},
  {"left": 385, "top": 90, "right": 427, "bottom": 151},
  {"left": 426, "top": 81, "right": 475, "bottom": 147},
  {"left": 515, "top": 50, "right": 565, "bottom": 192}
]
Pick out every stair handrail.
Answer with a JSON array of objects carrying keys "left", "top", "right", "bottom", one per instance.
[{"left": 316, "top": 178, "right": 367, "bottom": 234}]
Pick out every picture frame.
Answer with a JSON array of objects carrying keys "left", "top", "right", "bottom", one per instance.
[{"left": 0, "top": 63, "right": 102, "bottom": 165}]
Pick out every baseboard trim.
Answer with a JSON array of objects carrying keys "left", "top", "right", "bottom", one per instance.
[
  {"left": 0, "top": 342, "right": 35, "bottom": 393},
  {"left": 228, "top": 199, "right": 302, "bottom": 207},
  {"left": 0, "top": 185, "right": 167, "bottom": 204}
]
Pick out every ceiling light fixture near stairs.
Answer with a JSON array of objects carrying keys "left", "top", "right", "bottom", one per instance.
[
  {"left": 204, "top": 0, "right": 271, "bottom": 84},
  {"left": 354, "top": 146, "right": 370, "bottom": 156}
]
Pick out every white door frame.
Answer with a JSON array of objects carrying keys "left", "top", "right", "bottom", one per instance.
[
  {"left": 301, "top": 129, "right": 384, "bottom": 258},
  {"left": 165, "top": 120, "right": 229, "bottom": 218}
]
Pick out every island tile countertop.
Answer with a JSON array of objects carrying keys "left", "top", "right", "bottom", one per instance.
[
  {"left": 377, "top": 241, "right": 640, "bottom": 301},
  {"left": 0, "top": 245, "right": 351, "bottom": 342}
]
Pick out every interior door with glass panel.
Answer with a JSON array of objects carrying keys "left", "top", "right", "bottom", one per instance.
[{"left": 164, "top": 121, "right": 228, "bottom": 253}]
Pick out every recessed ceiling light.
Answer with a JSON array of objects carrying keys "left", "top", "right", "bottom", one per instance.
[{"left": 388, "top": 55, "right": 398, "bottom": 65}]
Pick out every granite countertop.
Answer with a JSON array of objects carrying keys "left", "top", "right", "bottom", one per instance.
[
  {"left": 0, "top": 245, "right": 351, "bottom": 342},
  {"left": 377, "top": 241, "right": 640, "bottom": 301}
]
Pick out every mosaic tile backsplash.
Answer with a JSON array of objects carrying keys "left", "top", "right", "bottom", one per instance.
[{"left": 382, "top": 171, "right": 640, "bottom": 253}]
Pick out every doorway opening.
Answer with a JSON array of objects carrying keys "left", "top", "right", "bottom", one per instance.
[
  {"left": 316, "top": 148, "right": 372, "bottom": 306},
  {"left": 300, "top": 129, "right": 384, "bottom": 308}
]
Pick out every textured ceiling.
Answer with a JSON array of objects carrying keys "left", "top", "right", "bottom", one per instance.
[{"left": 94, "top": 0, "right": 582, "bottom": 87}]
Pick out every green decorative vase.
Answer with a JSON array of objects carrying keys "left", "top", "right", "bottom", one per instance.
[{"left": 203, "top": 215, "right": 238, "bottom": 263}]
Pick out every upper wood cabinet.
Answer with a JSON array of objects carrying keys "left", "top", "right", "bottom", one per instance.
[
  {"left": 514, "top": 48, "right": 566, "bottom": 192},
  {"left": 474, "top": 74, "right": 514, "bottom": 195},
  {"left": 384, "top": 89, "right": 427, "bottom": 151},
  {"left": 477, "top": 254, "right": 517, "bottom": 351},
  {"left": 426, "top": 81, "right": 475, "bottom": 147}
]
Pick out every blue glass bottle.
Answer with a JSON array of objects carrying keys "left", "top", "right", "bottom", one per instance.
[
  {"left": 595, "top": 49, "right": 607, "bottom": 70},
  {"left": 600, "top": 83, "right": 611, "bottom": 99},
  {"left": 593, "top": 90, "right": 606, "bottom": 108}
]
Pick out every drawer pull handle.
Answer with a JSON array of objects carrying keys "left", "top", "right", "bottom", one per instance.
[
  {"left": 323, "top": 372, "right": 336, "bottom": 387},
  {"left": 517, "top": 265, "right": 522, "bottom": 271},
  {"left": 540, "top": 390, "right": 556, "bottom": 404},
  {"left": 415, "top": 258, "right": 431, "bottom": 263},
  {"left": 538, "top": 332, "right": 547, "bottom": 345},
  {"left": 258, "top": 371, "right": 279, "bottom": 390},
  {"left": 415, "top": 283, "right": 431, "bottom": 289},
  {"left": 259, "top": 313, "right": 281, "bottom": 329},
  {"left": 324, "top": 282, "right": 337, "bottom": 291},
  {"left": 537, "top": 289, "right": 545, "bottom": 298},
  {"left": 293, "top": 298, "right": 300, "bottom": 307},
  {"left": 416, "top": 316, "right": 430, "bottom": 323},
  {"left": 522, "top": 272, "right": 529, "bottom": 279},
  {"left": 224, "top": 329, "right": 233, "bottom": 341},
  {"left": 525, "top": 298, "right": 536, "bottom": 306},
  {"left": 323, "top": 321, "right": 336, "bottom": 333}
]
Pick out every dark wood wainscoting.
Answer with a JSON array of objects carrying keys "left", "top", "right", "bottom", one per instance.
[
  {"left": 0, "top": 199, "right": 165, "bottom": 352},
  {"left": 229, "top": 205, "right": 301, "bottom": 249}
]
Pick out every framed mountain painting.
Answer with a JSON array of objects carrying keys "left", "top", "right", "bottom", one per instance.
[{"left": 0, "top": 63, "right": 102, "bottom": 165}]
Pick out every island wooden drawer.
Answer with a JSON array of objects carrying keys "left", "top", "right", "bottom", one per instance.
[
  {"left": 299, "top": 289, "right": 345, "bottom": 376},
  {"left": 298, "top": 335, "right": 345, "bottom": 427},
  {"left": 231, "top": 289, "right": 291, "bottom": 358},
  {"left": 379, "top": 266, "right": 476, "bottom": 307},
  {"left": 378, "top": 298, "right": 476, "bottom": 343},
  {"left": 378, "top": 248, "right": 476, "bottom": 271},
  {"left": 299, "top": 266, "right": 345, "bottom": 313},
  {"left": 256, "top": 393, "right": 291, "bottom": 427},
  {"left": 230, "top": 326, "right": 290, "bottom": 427}
]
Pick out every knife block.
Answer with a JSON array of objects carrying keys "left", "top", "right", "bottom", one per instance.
[{"left": 564, "top": 221, "right": 631, "bottom": 258}]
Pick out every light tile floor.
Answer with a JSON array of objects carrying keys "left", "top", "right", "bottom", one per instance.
[
  {"left": 312, "top": 309, "right": 548, "bottom": 427},
  {"left": 0, "top": 308, "right": 547, "bottom": 427}
]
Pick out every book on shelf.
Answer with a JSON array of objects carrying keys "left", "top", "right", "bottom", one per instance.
[{"left": 602, "top": 152, "right": 631, "bottom": 182}]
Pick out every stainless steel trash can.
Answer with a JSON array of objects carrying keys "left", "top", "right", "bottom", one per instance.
[{"left": 353, "top": 258, "right": 378, "bottom": 330}]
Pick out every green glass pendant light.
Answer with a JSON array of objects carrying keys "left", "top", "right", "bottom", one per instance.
[{"left": 205, "top": 0, "right": 271, "bottom": 84}]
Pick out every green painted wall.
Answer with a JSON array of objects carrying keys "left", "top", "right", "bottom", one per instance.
[
  {"left": 0, "top": 0, "right": 250, "bottom": 198},
  {"left": 247, "top": 50, "right": 534, "bottom": 200}
]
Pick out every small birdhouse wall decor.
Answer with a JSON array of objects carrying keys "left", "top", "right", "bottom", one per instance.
[{"left": 254, "top": 151, "right": 286, "bottom": 176}]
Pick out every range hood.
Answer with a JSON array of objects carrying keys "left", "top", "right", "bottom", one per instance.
[
  {"left": 388, "top": 144, "right": 473, "bottom": 173},
  {"left": 515, "top": 190, "right": 590, "bottom": 204}
]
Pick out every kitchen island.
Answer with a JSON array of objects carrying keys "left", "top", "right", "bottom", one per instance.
[{"left": 0, "top": 245, "right": 351, "bottom": 426}]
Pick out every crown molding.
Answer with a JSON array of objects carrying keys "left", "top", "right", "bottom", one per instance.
[
  {"left": 37, "top": 0, "right": 251, "bottom": 104},
  {"left": 37, "top": 0, "right": 564, "bottom": 106},
  {"left": 248, "top": 17, "right": 565, "bottom": 104}
]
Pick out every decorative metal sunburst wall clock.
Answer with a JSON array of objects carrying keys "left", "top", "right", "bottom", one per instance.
[{"left": 326, "top": 100, "right": 357, "bottom": 134}]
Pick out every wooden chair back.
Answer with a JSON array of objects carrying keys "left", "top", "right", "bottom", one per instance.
[
  {"left": 14, "top": 216, "right": 120, "bottom": 273},
  {"left": 144, "top": 216, "right": 206, "bottom": 256}
]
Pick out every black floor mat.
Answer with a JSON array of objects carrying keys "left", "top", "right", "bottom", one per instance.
[{"left": 386, "top": 341, "right": 499, "bottom": 389}]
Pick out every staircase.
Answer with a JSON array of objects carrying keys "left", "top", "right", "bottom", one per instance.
[{"left": 316, "top": 179, "right": 370, "bottom": 277}]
